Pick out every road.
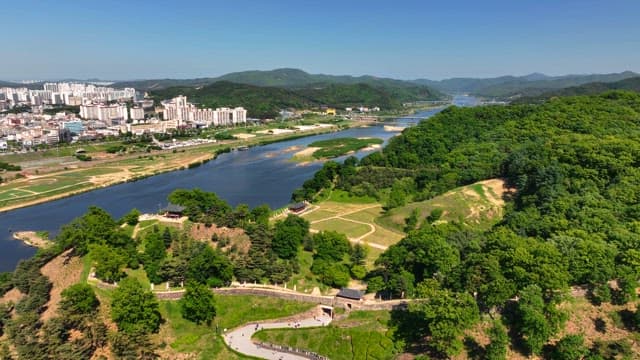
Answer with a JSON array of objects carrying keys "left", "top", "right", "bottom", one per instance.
[{"left": 223, "top": 308, "right": 333, "bottom": 360}]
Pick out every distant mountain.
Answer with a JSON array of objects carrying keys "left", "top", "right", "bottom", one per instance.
[
  {"left": 113, "top": 68, "right": 443, "bottom": 99},
  {"left": 413, "top": 71, "right": 639, "bottom": 98},
  {"left": 513, "top": 76, "right": 640, "bottom": 103},
  {"left": 149, "top": 81, "right": 432, "bottom": 118}
]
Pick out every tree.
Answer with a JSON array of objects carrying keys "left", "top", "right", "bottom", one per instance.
[
  {"left": 405, "top": 281, "right": 480, "bottom": 357},
  {"left": 180, "top": 282, "right": 216, "bottom": 325},
  {"left": 313, "top": 231, "right": 351, "bottom": 262},
  {"left": 90, "top": 244, "right": 127, "bottom": 283},
  {"left": 250, "top": 204, "right": 271, "bottom": 225},
  {"left": 350, "top": 243, "right": 368, "bottom": 266},
  {"left": 404, "top": 208, "right": 419, "bottom": 232},
  {"left": 552, "top": 334, "right": 588, "bottom": 360},
  {"left": 111, "top": 277, "right": 162, "bottom": 334},
  {"left": 272, "top": 215, "right": 309, "bottom": 259},
  {"left": 121, "top": 208, "right": 141, "bottom": 226},
  {"left": 485, "top": 320, "right": 508, "bottom": 360},
  {"left": 513, "top": 285, "right": 565, "bottom": 356},
  {"left": 186, "top": 245, "right": 233, "bottom": 287},
  {"left": 59, "top": 283, "right": 99, "bottom": 317},
  {"left": 386, "top": 185, "right": 406, "bottom": 209}
]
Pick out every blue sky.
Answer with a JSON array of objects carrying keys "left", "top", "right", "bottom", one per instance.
[{"left": 2, "top": 0, "right": 639, "bottom": 80}]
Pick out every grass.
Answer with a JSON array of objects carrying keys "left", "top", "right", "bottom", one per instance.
[
  {"left": 253, "top": 311, "right": 400, "bottom": 360},
  {"left": 157, "top": 295, "right": 314, "bottom": 359},
  {"left": 307, "top": 137, "right": 383, "bottom": 159},
  {"left": 377, "top": 180, "right": 506, "bottom": 232},
  {"left": 312, "top": 218, "right": 371, "bottom": 239},
  {"left": 327, "top": 189, "right": 378, "bottom": 204}
]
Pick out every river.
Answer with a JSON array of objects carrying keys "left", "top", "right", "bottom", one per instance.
[{"left": 0, "top": 96, "right": 475, "bottom": 271}]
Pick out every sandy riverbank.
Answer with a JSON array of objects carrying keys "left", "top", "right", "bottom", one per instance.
[{"left": 13, "top": 231, "right": 52, "bottom": 248}]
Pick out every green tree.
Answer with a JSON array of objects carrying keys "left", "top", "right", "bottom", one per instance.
[
  {"left": 350, "top": 243, "right": 368, "bottom": 266},
  {"left": 272, "top": 214, "right": 309, "bottom": 259},
  {"left": 180, "top": 282, "right": 216, "bottom": 325},
  {"left": 121, "top": 208, "right": 141, "bottom": 226},
  {"left": 313, "top": 231, "right": 351, "bottom": 262},
  {"left": 90, "top": 244, "right": 127, "bottom": 283},
  {"left": 186, "top": 245, "right": 233, "bottom": 287},
  {"left": 406, "top": 281, "right": 479, "bottom": 357},
  {"left": 59, "top": 283, "right": 99, "bottom": 317},
  {"left": 552, "top": 334, "right": 588, "bottom": 360},
  {"left": 404, "top": 208, "right": 420, "bottom": 232},
  {"left": 386, "top": 185, "right": 406, "bottom": 209},
  {"left": 514, "top": 285, "right": 565, "bottom": 355},
  {"left": 111, "top": 277, "right": 162, "bottom": 335},
  {"left": 485, "top": 320, "right": 508, "bottom": 360}
]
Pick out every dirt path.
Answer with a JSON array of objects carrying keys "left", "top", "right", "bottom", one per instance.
[{"left": 309, "top": 204, "right": 389, "bottom": 250}]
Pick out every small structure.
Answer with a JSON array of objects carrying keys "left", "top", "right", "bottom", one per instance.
[
  {"left": 288, "top": 202, "right": 306, "bottom": 214},
  {"left": 161, "top": 203, "right": 186, "bottom": 218},
  {"left": 336, "top": 288, "right": 364, "bottom": 301}
]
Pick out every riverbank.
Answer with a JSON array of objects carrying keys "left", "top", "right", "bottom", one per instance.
[
  {"left": 0, "top": 123, "right": 351, "bottom": 213},
  {"left": 12, "top": 230, "right": 52, "bottom": 248}
]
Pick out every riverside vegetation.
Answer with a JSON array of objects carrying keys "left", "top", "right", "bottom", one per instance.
[{"left": 2, "top": 91, "right": 640, "bottom": 359}]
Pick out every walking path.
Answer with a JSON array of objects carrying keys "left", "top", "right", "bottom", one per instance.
[
  {"left": 223, "top": 308, "right": 333, "bottom": 360},
  {"left": 309, "top": 204, "right": 388, "bottom": 250}
]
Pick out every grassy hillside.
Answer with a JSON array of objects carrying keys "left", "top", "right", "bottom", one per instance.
[
  {"left": 253, "top": 311, "right": 400, "bottom": 360},
  {"left": 378, "top": 179, "right": 507, "bottom": 232}
]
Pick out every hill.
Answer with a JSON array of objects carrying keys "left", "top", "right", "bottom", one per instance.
[
  {"left": 114, "top": 68, "right": 442, "bottom": 95},
  {"left": 377, "top": 179, "right": 508, "bottom": 232},
  {"left": 149, "top": 80, "right": 439, "bottom": 118},
  {"left": 149, "top": 81, "right": 312, "bottom": 118},
  {"left": 514, "top": 76, "right": 640, "bottom": 103},
  {"left": 414, "top": 71, "right": 639, "bottom": 98}
]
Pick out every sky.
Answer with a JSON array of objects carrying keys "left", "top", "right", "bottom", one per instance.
[{"left": 2, "top": 0, "right": 639, "bottom": 80}]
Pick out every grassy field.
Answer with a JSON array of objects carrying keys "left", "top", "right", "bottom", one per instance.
[
  {"left": 302, "top": 196, "right": 405, "bottom": 267},
  {"left": 253, "top": 310, "right": 400, "bottom": 360},
  {"left": 312, "top": 218, "right": 372, "bottom": 239},
  {"left": 157, "top": 295, "right": 314, "bottom": 359},
  {"left": 377, "top": 179, "right": 507, "bottom": 233}
]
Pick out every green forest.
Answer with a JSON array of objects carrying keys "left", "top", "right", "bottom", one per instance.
[
  {"left": 291, "top": 91, "right": 640, "bottom": 358},
  {"left": 150, "top": 80, "right": 440, "bottom": 118}
]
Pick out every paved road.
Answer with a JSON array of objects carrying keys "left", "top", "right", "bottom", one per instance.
[{"left": 223, "top": 308, "right": 333, "bottom": 360}]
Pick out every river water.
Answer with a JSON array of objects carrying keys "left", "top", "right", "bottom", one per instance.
[{"left": 0, "top": 96, "right": 474, "bottom": 271}]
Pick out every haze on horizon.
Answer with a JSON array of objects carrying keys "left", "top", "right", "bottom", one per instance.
[{"left": 3, "top": 0, "right": 639, "bottom": 81}]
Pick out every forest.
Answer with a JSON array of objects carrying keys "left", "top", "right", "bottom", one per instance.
[{"left": 291, "top": 91, "right": 640, "bottom": 358}]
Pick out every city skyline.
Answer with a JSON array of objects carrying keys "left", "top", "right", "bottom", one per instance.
[{"left": 2, "top": 0, "right": 639, "bottom": 81}]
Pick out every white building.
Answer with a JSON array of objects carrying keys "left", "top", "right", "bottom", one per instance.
[
  {"left": 80, "top": 103, "right": 128, "bottom": 124},
  {"left": 162, "top": 95, "right": 247, "bottom": 127},
  {"left": 130, "top": 107, "right": 144, "bottom": 121}
]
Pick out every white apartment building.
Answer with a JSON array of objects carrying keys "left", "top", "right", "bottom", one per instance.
[
  {"left": 130, "top": 107, "right": 145, "bottom": 121},
  {"left": 162, "top": 95, "right": 247, "bottom": 127},
  {"left": 80, "top": 103, "right": 128, "bottom": 124}
]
